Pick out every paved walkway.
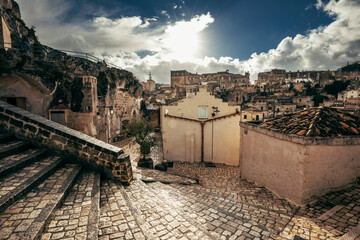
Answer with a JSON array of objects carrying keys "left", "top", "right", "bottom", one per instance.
[{"left": 113, "top": 138, "right": 360, "bottom": 239}]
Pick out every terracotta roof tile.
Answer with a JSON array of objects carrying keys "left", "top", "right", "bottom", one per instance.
[{"left": 260, "top": 107, "right": 360, "bottom": 137}]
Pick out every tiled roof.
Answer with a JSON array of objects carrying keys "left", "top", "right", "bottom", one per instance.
[{"left": 260, "top": 107, "right": 360, "bottom": 137}]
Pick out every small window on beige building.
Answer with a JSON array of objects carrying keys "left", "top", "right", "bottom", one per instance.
[{"left": 198, "top": 106, "right": 208, "bottom": 118}]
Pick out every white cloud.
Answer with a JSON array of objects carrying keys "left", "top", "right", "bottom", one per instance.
[
  {"left": 17, "top": 0, "right": 360, "bottom": 84},
  {"left": 161, "top": 10, "right": 170, "bottom": 19}
]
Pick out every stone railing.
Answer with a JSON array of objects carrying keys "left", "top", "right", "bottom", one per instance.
[{"left": 0, "top": 100, "right": 133, "bottom": 184}]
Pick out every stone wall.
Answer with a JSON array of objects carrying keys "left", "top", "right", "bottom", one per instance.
[
  {"left": 0, "top": 100, "right": 133, "bottom": 184},
  {"left": 240, "top": 122, "right": 360, "bottom": 205}
]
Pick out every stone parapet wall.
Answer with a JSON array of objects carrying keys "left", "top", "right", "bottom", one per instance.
[
  {"left": 240, "top": 122, "right": 360, "bottom": 205},
  {"left": 0, "top": 100, "right": 133, "bottom": 184},
  {"left": 240, "top": 122, "right": 360, "bottom": 146}
]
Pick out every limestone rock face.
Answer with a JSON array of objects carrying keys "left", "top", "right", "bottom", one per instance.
[{"left": 0, "top": 0, "right": 143, "bottom": 100}]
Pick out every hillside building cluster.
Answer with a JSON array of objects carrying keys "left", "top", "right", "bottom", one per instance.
[{"left": 142, "top": 62, "right": 360, "bottom": 124}]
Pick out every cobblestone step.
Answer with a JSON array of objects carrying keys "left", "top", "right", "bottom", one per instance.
[
  {"left": 171, "top": 183, "right": 294, "bottom": 231},
  {"left": 0, "top": 156, "right": 62, "bottom": 214},
  {"left": 99, "top": 179, "right": 150, "bottom": 240},
  {"left": 0, "top": 133, "right": 13, "bottom": 143},
  {"left": 147, "top": 181, "right": 278, "bottom": 239},
  {"left": 42, "top": 170, "right": 101, "bottom": 240},
  {"left": 278, "top": 214, "right": 340, "bottom": 240},
  {"left": 174, "top": 182, "right": 296, "bottom": 215},
  {"left": 295, "top": 184, "right": 360, "bottom": 237},
  {"left": 0, "top": 164, "right": 82, "bottom": 240},
  {"left": 0, "top": 140, "right": 30, "bottom": 158},
  {"left": 0, "top": 148, "right": 48, "bottom": 177},
  {"left": 339, "top": 223, "right": 360, "bottom": 240}
]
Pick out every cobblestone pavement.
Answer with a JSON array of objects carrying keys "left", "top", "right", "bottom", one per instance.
[
  {"left": 42, "top": 170, "right": 100, "bottom": 240},
  {"left": 1, "top": 135, "right": 358, "bottom": 240},
  {"left": 109, "top": 138, "right": 360, "bottom": 240},
  {"left": 99, "top": 179, "right": 147, "bottom": 240},
  {"left": 124, "top": 179, "right": 214, "bottom": 240}
]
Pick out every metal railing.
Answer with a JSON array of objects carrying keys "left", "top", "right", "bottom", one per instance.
[{"left": 0, "top": 41, "right": 122, "bottom": 70}]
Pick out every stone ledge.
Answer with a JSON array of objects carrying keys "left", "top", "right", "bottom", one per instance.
[
  {"left": 241, "top": 122, "right": 360, "bottom": 146},
  {"left": 0, "top": 100, "right": 133, "bottom": 183}
]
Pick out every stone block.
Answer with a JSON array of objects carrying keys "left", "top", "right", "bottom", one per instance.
[
  {"left": 10, "top": 118, "right": 23, "bottom": 128},
  {"left": 24, "top": 124, "right": 38, "bottom": 133}
]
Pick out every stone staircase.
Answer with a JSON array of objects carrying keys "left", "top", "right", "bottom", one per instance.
[{"left": 0, "top": 132, "right": 359, "bottom": 240}]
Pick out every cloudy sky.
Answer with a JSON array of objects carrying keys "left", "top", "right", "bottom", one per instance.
[{"left": 17, "top": 0, "right": 360, "bottom": 83}]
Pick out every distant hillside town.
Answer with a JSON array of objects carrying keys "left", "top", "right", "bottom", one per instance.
[{"left": 141, "top": 62, "right": 360, "bottom": 122}]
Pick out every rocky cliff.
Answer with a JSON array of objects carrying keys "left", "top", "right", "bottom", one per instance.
[{"left": 0, "top": 0, "right": 143, "bottom": 108}]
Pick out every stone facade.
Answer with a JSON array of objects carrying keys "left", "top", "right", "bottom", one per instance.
[
  {"left": 0, "top": 100, "right": 133, "bottom": 184},
  {"left": 48, "top": 76, "right": 141, "bottom": 143},
  {"left": 257, "top": 69, "right": 334, "bottom": 86},
  {"left": 171, "top": 70, "right": 250, "bottom": 89}
]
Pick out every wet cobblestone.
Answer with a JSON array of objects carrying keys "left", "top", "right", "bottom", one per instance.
[
  {"left": 124, "top": 179, "right": 213, "bottom": 240},
  {"left": 0, "top": 164, "right": 81, "bottom": 240},
  {"left": 0, "top": 156, "right": 57, "bottom": 200},
  {"left": 42, "top": 170, "right": 100, "bottom": 240},
  {"left": 99, "top": 179, "right": 147, "bottom": 240}
]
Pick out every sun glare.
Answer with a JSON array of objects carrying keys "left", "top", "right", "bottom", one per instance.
[{"left": 163, "top": 22, "right": 200, "bottom": 60}]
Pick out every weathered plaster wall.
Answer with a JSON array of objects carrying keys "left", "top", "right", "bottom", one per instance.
[
  {"left": 165, "top": 89, "right": 239, "bottom": 120},
  {"left": 303, "top": 144, "right": 360, "bottom": 199},
  {"left": 240, "top": 122, "right": 360, "bottom": 205},
  {"left": 161, "top": 113, "right": 201, "bottom": 162},
  {"left": 204, "top": 116, "right": 240, "bottom": 165},
  {"left": 240, "top": 126, "right": 305, "bottom": 203},
  {"left": 0, "top": 74, "right": 52, "bottom": 117}
]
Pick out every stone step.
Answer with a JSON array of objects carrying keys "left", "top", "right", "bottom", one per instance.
[
  {"left": 170, "top": 183, "right": 295, "bottom": 229},
  {"left": 42, "top": 170, "right": 101, "bottom": 240},
  {"left": 147, "top": 181, "right": 279, "bottom": 239},
  {"left": 0, "top": 164, "right": 82, "bottom": 240},
  {"left": 123, "top": 179, "right": 218, "bottom": 240},
  {"left": 318, "top": 204, "right": 344, "bottom": 221},
  {"left": 174, "top": 182, "right": 295, "bottom": 215},
  {"left": 0, "top": 155, "right": 63, "bottom": 214},
  {"left": 278, "top": 214, "right": 341, "bottom": 240},
  {"left": 339, "top": 223, "right": 360, "bottom": 240},
  {"left": 99, "top": 179, "right": 150, "bottom": 240},
  {"left": 0, "top": 133, "right": 13, "bottom": 143},
  {"left": 0, "top": 140, "right": 30, "bottom": 159},
  {"left": 0, "top": 148, "right": 48, "bottom": 177}
]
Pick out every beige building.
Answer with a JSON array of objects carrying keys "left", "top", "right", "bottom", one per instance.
[
  {"left": 338, "top": 89, "right": 359, "bottom": 101},
  {"left": 161, "top": 89, "right": 240, "bottom": 165},
  {"left": 240, "top": 108, "right": 265, "bottom": 122},
  {"left": 240, "top": 107, "right": 360, "bottom": 205}
]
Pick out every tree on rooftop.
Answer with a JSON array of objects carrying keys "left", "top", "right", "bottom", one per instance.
[
  {"left": 324, "top": 80, "right": 350, "bottom": 96},
  {"left": 126, "top": 116, "right": 157, "bottom": 159}
]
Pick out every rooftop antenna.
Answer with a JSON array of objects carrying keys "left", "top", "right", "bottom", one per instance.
[{"left": 149, "top": 71, "right": 152, "bottom": 80}]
